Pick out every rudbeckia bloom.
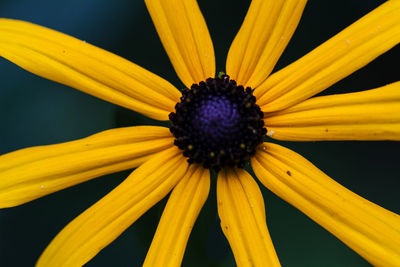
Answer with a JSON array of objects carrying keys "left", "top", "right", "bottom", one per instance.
[{"left": 1, "top": 0, "right": 400, "bottom": 266}]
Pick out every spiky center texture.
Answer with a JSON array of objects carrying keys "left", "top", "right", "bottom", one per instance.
[{"left": 169, "top": 75, "right": 266, "bottom": 170}]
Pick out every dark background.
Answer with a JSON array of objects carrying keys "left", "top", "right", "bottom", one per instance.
[{"left": 0, "top": 0, "right": 399, "bottom": 266}]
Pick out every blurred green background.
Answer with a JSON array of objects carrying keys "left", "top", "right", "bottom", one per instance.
[{"left": 0, "top": 0, "right": 399, "bottom": 266}]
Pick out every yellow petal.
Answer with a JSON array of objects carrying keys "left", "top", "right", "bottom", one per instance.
[
  {"left": 143, "top": 164, "right": 210, "bottom": 267},
  {"left": 264, "top": 82, "right": 400, "bottom": 141},
  {"left": 256, "top": 1, "right": 400, "bottom": 112},
  {"left": 226, "top": 0, "right": 307, "bottom": 88},
  {"left": 252, "top": 143, "right": 400, "bottom": 266},
  {"left": 0, "top": 19, "right": 181, "bottom": 120},
  {"left": 217, "top": 168, "right": 280, "bottom": 267},
  {"left": 145, "top": 0, "right": 215, "bottom": 88},
  {"left": 37, "top": 147, "right": 188, "bottom": 267},
  {"left": 0, "top": 126, "right": 174, "bottom": 208}
]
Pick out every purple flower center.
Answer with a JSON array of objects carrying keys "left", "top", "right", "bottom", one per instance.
[
  {"left": 192, "top": 96, "right": 240, "bottom": 144},
  {"left": 169, "top": 74, "right": 266, "bottom": 170}
]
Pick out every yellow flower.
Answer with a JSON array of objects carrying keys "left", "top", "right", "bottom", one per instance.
[{"left": 1, "top": 0, "right": 400, "bottom": 266}]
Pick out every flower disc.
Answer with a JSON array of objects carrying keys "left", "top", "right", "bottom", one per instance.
[{"left": 170, "top": 75, "right": 266, "bottom": 169}]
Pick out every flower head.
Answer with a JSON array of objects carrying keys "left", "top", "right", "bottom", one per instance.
[{"left": 0, "top": 0, "right": 400, "bottom": 266}]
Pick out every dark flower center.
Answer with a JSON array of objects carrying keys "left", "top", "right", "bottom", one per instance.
[{"left": 169, "top": 74, "right": 266, "bottom": 170}]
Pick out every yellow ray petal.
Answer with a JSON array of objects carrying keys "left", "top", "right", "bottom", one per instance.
[
  {"left": 37, "top": 147, "right": 188, "bottom": 267},
  {"left": 0, "top": 19, "right": 181, "bottom": 120},
  {"left": 226, "top": 0, "right": 307, "bottom": 88},
  {"left": 143, "top": 165, "right": 210, "bottom": 267},
  {"left": 0, "top": 126, "right": 174, "bottom": 208},
  {"left": 145, "top": 0, "right": 215, "bottom": 88},
  {"left": 252, "top": 143, "right": 400, "bottom": 266},
  {"left": 256, "top": 1, "right": 400, "bottom": 112},
  {"left": 264, "top": 82, "right": 400, "bottom": 141},
  {"left": 217, "top": 168, "right": 280, "bottom": 267}
]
